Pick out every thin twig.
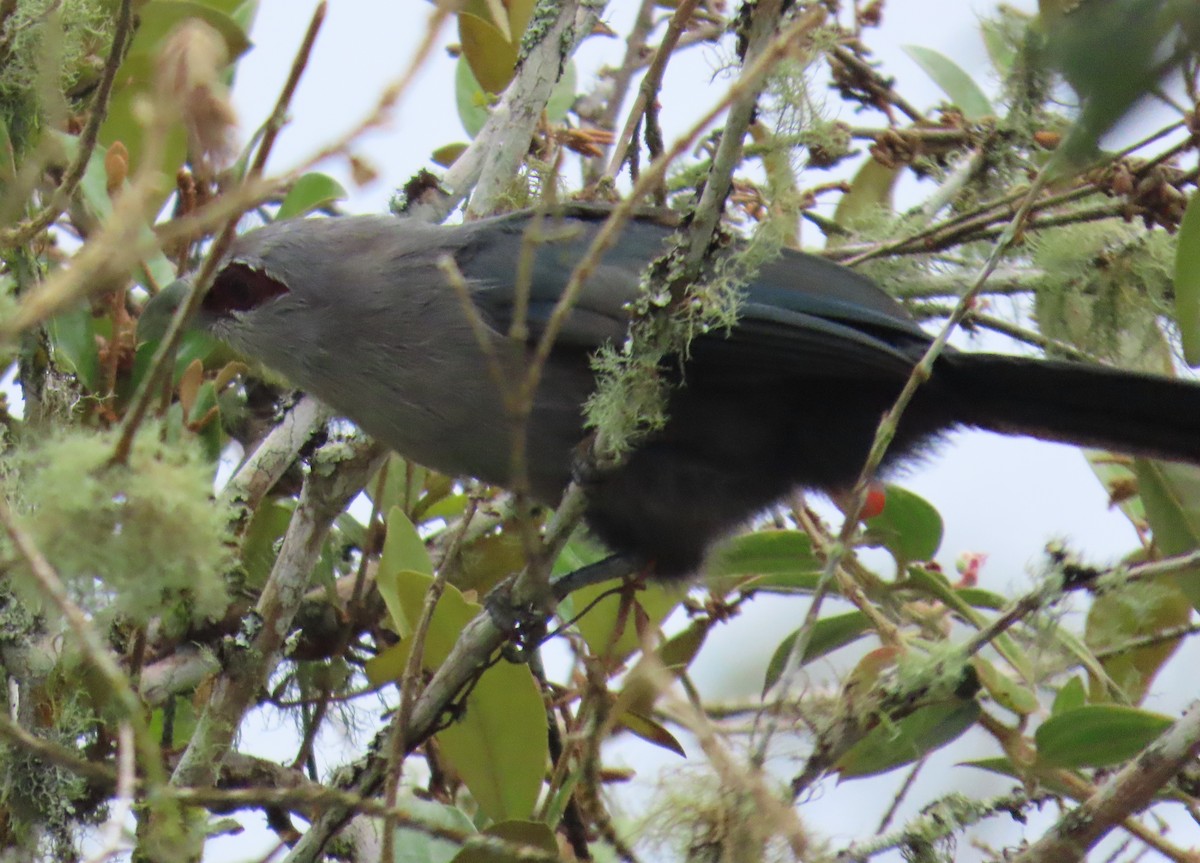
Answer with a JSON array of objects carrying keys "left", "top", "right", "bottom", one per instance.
[
  {"left": 380, "top": 556, "right": 452, "bottom": 862},
  {"left": 962, "top": 549, "right": 1200, "bottom": 661},
  {"left": 84, "top": 723, "right": 135, "bottom": 863},
  {"left": 770, "top": 167, "right": 1057, "bottom": 791},
  {"left": 0, "top": 710, "right": 116, "bottom": 785},
  {"left": 108, "top": 215, "right": 240, "bottom": 466},
  {"left": 603, "top": 0, "right": 700, "bottom": 182},
  {"left": 582, "top": 0, "right": 656, "bottom": 185},
  {"left": 247, "top": 2, "right": 326, "bottom": 180},
  {"left": 915, "top": 304, "right": 1096, "bottom": 362}
]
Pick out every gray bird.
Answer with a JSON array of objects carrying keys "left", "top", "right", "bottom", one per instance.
[{"left": 143, "top": 206, "right": 1200, "bottom": 579}]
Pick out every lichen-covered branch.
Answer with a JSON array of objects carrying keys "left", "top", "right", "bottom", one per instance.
[{"left": 170, "top": 435, "right": 385, "bottom": 790}]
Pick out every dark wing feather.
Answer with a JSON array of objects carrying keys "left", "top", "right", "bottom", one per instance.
[{"left": 456, "top": 209, "right": 930, "bottom": 383}]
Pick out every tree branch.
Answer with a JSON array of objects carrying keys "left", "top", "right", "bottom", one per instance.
[{"left": 169, "top": 435, "right": 385, "bottom": 789}]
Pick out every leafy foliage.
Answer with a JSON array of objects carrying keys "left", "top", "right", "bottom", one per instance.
[{"left": 0, "top": 1, "right": 1198, "bottom": 860}]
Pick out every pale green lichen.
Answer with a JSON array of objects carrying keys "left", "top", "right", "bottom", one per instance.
[
  {"left": 11, "top": 424, "right": 232, "bottom": 626},
  {"left": 1029, "top": 222, "right": 1176, "bottom": 368},
  {"left": 0, "top": 674, "right": 94, "bottom": 856},
  {"left": 585, "top": 227, "right": 775, "bottom": 458},
  {"left": 636, "top": 765, "right": 804, "bottom": 863},
  {"left": 0, "top": 0, "right": 112, "bottom": 149}
]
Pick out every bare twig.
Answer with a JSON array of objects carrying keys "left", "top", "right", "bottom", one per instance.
[
  {"left": 962, "top": 549, "right": 1200, "bottom": 661},
  {"left": 915, "top": 304, "right": 1097, "bottom": 362},
  {"left": 85, "top": 723, "right": 135, "bottom": 863},
  {"left": 379, "top": 555, "right": 452, "bottom": 861},
  {"left": 603, "top": 0, "right": 700, "bottom": 182},
  {"left": 246, "top": 2, "right": 327, "bottom": 180},
  {"left": 581, "top": 0, "right": 656, "bottom": 185},
  {"left": 0, "top": 709, "right": 117, "bottom": 785}
]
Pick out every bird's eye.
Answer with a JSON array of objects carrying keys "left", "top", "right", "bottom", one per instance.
[{"left": 204, "top": 263, "right": 289, "bottom": 316}]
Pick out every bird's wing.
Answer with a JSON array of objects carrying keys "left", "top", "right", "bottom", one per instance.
[{"left": 457, "top": 210, "right": 928, "bottom": 381}]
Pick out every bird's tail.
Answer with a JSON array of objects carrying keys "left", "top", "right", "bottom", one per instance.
[{"left": 934, "top": 353, "right": 1200, "bottom": 465}]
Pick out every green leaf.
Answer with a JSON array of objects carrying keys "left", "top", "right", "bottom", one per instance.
[
  {"left": 706, "top": 530, "right": 823, "bottom": 594},
  {"left": 411, "top": 473, "right": 456, "bottom": 524},
  {"left": 149, "top": 696, "right": 198, "bottom": 749},
  {"left": 454, "top": 531, "right": 527, "bottom": 597},
  {"left": 366, "top": 455, "right": 426, "bottom": 519},
  {"left": 971, "top": 657, "right": 1038, "bottom": 716},
  {"left": 903, "top": 566, "right": 1033, "bottom": 682},
  {"left": 1042, "top": 0, "right": 1179, "bottom": 166},
  {"left": 1035, "top": 705, "right": 1173, "bottom": 768},
  {"left": 619, "top": 620, "right": 710, "bottom": 717},
  {"left": 545, "top": 60, "right": 577, "bottom": 123},
  {"left": 240, "top": 499, "right": 294, "bottom": 589},
  {"left": 229, "top": 0, "right": 261, "bottom": 33},
  {"left": 0, "top": 114, "right": 14, "bottom": 180},
  {"left": 381, "top": 506, "right": 434, "bottom": 578},
  {"left": 1175, "top": 192, "right": 1200, "bottom": 366},
  {"left": 419, "top": 493, "right": 469, "bottom": 523},
  {"left": 1052, "top": 676, "right": 1087, "bottom": 715},
  {"left": 391, "top": 798, "right": 476, "bottom": 863},
  {"left": 276, "top": 173, "right": 347, "bottom": 220},
  {"left": 551, "top": 534, "right": 608, "bottom": 577},
  {"left": 51, "top": 132, "right": 178, "bottom": 296},
  {"left": 1134, "top": 459, "right": 1200, "bottom": 611},
  {"left": 458, "top": 12, "right": 518, "bottom": 93},
  {"left": 902, "top": 45, "right": 994, "bottom": 120},
  {"left": 99, "top": 1, "right": 250, "bottom": 177},
  {"left": 432, "top": 143, "right": 469, "bottom": 167},
  {"left": 47, "top": 306, "right": 101, "bottom": 392},
  {"left": 455, "top": 56, "right": 494, "bottom": 138},
  {"left": 616, "top": 711, "right": 686, "bottom": 757},
  {"left": 658, "top": 619, "right": 709, "bottom": 671},
  {"left": 980, "top": 12, "right": 1022, "bottom": 76},
  {"left": 832, "top": 158, "right": 900, "bottom": 230},
  {"left": 1085, "top": 571, "right": 1190, "bottom": 704},
  {"left": 128, "top": 329, "right": 220, "bottom": 399},
  {"left": 954, "top": 587, "right": 1007, "bottom": 611},
  {"left": 364, "top": 640, "right": 407, "bottom": 688},
  {"left": 452, "top": 820, "right": 557, "bottom": 863},
  {"left": 438, "top": 658, "right": 547, "bottom": 822},
  {"left": 960, "top": 757, "right": 1077, "bottom": 797},
  {"left": 864, "top": 484, "right": 943, "bottom": 564},
  {"left": 835, "top": 699, "right": 981, "bottom": 779},
  {"left": 763, "top": 612, "right": 873, "bottom": 691},
  {"left": 76, "top": 138, "right": 116, "bottom": 220},
  {"left": 566, "top": 578, "right": 682, "bottom": 664},
  {"left": 143, "top": 0, "right": 252, "bottom": 56}
]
